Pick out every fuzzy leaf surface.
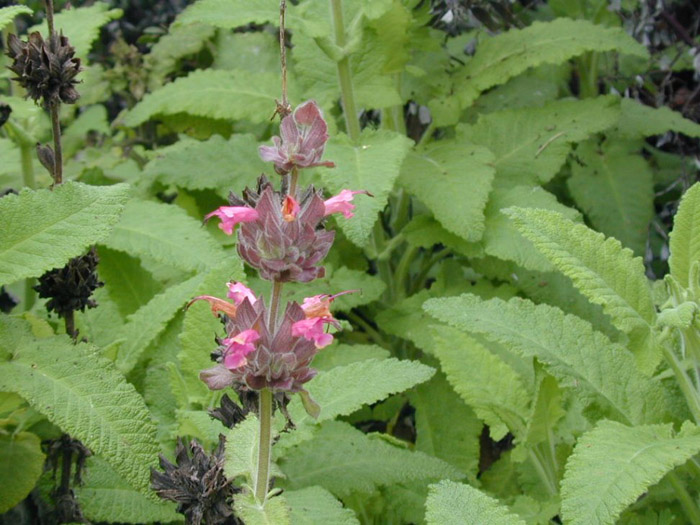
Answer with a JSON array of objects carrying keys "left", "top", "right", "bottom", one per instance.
[
  {"left": 123, "top": 69, "right": 281, "bottom": 126},
  {"left": 76, "top": 457, "right": 179, "bottom": 524},
  {"left": 618, "top": 98, "right": 700, "bottom": 138},
  {"left": 320, "top": 130, "right": 413, "bottom": 246},
  {"left": 456, "top": 19, "right": 647, "bottom": 107},
  {"left": 105, "top": 199, "right": 225, "bottom": 272},
  {"left": 568, "top": 139, "right": 653, "bottom": 255},
  {"left": 399, "top": 142, "right": 495, "bottom": 242},
  {"left": 669, "top": 183, "right": 700, "bottom": 288},
  {"left": 0, "top": 432, "right": 44, "bottom": 513},
  {"left": 426, "top": 481, "right": 526, "bottom": 525},
  {"left": 424, "top": 295, "right": 665, "bottom": 425},
  {"left": 0, "top": 318, "right": 159, "bottom": 495},
  {"left": 0, "top": 182, "right": 130, "bottom": 287},
  {"left": 287, "top": 486, "right": 359, "bottom": 524},
  {"left": 0, "top": 5, "right": 32, "bottom": 31},
  {"left": 224, "top": 414, "right": 259, "bottom": 481},
  {"left": 561, "top": 421, "right": 700, "bottom": 525},
  {"left": 279, "top": 420, "right": 462, "bottom": 498}
]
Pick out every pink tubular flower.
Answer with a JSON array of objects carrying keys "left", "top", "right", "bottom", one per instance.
[
  {"left": 223, "top": 329, "right": 260, "bottom": 370},
  {"left": 282, "top": 195, "right": 300, "bottom": 222},
  {"left": 204, "top": 206, "right": 259, "bottom": 235},
  {"left": 186, "top": 295, "right": 238, "bottom": 318},
  {"left": 300, "top": 290, "right": 356, "bottom": 319},
  {"left": 258, "top": 100, "right": 335, "bottom": 174},
  {"left": 292, "top": 317, "right": 334, "bottom": 349},
  {"left": 323, "top": 190, "right": 371, "bottom": 219},
  {"left": 226, "top": 282, "right": 256, "bottom": 306}
]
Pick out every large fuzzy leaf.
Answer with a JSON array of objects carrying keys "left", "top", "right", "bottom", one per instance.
[
  {"left": 455, "top": 18, "right": 647, "bottom": 108},
  {"left": 617, "top": 98, "right": 700, "bottom": 138},
  {"left": 561, "top": 421, "right": 700, "bottom": 525},
  {"left": 669, "top": 183, "right": 700, "bottom": 288},
  {"left": 426, "top": 481, "right": 526, "bottom": 525},
  {"left": 0, "top": 5, "right": 32, "bottom": 31},
  {"left": 279, "top": 420, "right": 462, "bottom": 498},
  {"left": 319, "top": 130, "right": 413, "bottom": 246},
  {"left": 287, "top": 486, "right": 359, "bottom": 525},
  {"left": 104, "top": 199, "right": 226, "bottom": 273},
  {"left": 0, "top": 318, "right": 159, "bottom": 495},
  {"left": 76, "top": 457, "right": 178, "bottom": 524},
  {"left": 123, "top": 69, "right": 282, "bottom": 127},
  {"left": 568, "top": 139, "right": 653, "bottom": 255},
  {"left": 399, "top": 142, "right": 495, "bottom": 242},
  {"left": 0, "top": 182, "right": 130, "bottom": 287},
  {"left": 424, "top": 295, "right": 666, "bottom": 425},
  {"left": 0, "top": 432, "right": 44, "bottom": 513},
  {"left": 505, "top": 207, "right": 658, "bottom": 372},
  {"left": 460, "top": 96, "right": 621, "bottom": 185}
]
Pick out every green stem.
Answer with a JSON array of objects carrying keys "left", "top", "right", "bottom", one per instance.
[
  {"left": 410, "top": 248, "right": 451, "bottom": 294},
  {"left": 372, "top": 220, "right": 394, "bottom": 301},
  {"left": 417, "top": 121, "right": 436, "bottom": 148},
  {"left": 330, "top": 0, "right": 361, "bottom": 142},
  {"left": 289, "top": 167, "right": 299, "bottom": 197},
  {"left": 394, "top": 245, "right": 419, "bottom": 299},
  {"left": 528, "top": 448, "right": 558, "bottom": 497},
  {"left": 345, "top": 310, "right": 390, "bottom": 349},
  {"left": 49, "top": 100, "right": 63, "bottom": 185},
  {"left": 254, "top": 388, "right": 273, "bottom": 503},
  {"left": 376, "top": 232, "right": 405, "bottom": 261},
  {"left": 267, "top": 281, "right": 283, "bottom": 339},
  {"left": 661, "top": 340, "right": 700, "bottom": 424},
  {"left": 668, "top": 470, "right": 700, "bottom": 525}
]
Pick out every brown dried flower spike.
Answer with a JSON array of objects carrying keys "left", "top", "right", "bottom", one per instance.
[{"left": 6, "top": 31, "right": 81, "bottom": 104}]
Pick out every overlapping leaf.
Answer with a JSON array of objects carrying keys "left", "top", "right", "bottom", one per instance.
[
  {"left": 0, "top": 5, "right": 32, "bottom": 31},
  {"left": 426, "top": 481, "right": 526, "bottom": 525},
  {"left": 669, "top": 183, "right": 700, "bottom": 288}
]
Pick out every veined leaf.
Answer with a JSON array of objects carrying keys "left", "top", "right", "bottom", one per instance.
[
  {"left": 568, "top": 139, "right": 653, "bottom": 255},
  {"left": 287, "top": 486, "right": 359, "bottom": 525},
  {"left": 669, "top": 183, "right": 700, "bottom": 288},
  {"left": 319, "top": 130, "right": 413, "bottom": 246},
  {"left": 0, "top": 318, "right": 159, "bottom": 495},
  {"left": 143, "top": 134, "right": 267, "bottom": 196},
  {"left": 310, "top": 343, "right": 390, "bottom": 371},
  {"left": 224, "top": 414, "right": 259, "bottom": 481},
  {"left": 561, "top": 421, "right": 700, "bottom": 525},
  {"left": 279, "top": 420, "right": 462, "bottom": 498},
  {"left": 505, "top": 207, "right": 658, "bottom": 371},
  {"left": 123, "top": 69, "right": 282, "bottom": 127},
  {"left": 426, "top": 481, "right": 526, "bottom": 525},
  {"left": 456, "top": 18, "right": 647, "bottom": 108},
  {"left": 618, "top": 98, "right": 700, "bottom": 138},
  {"left": 460, "top": 96, "right": 621, "bottom": 185},
  {"left": 0, "top": 5, "right": 32, "bottom": 31},
  {"left": 424, "top": 295, "right": 666, "bottom": 425},
  {"left": 402, "top": 215, "right": 484, "bottom": 258},
  {"left": 76, "top": 457, "right": 179, "bottom": 524},
  {"left": 234, "top": 491, "right": 291, "bottom": 525},
  {"left": 115, "top": 273, "right": 204, "bottom": 374},
  {"left": 30, "top": 2, "right": 122, "bottom": 60},
  {"left": 429, "top": 325, "right": 530, "bottom": 440},
  {"left": 105, "top": 199, "right": 226, "bottom": 273},
  {"left": 0, "top": 432, "right": 44, "bottom": 513},
  {"left": 0, "top": 182, "right": 130, "bottom": 287},
  {"left": 399, "top": 142, "right": 495, "bottom": 242}
]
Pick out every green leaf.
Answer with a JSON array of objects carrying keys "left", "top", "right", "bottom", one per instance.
[
  {"left": 399, "top": 142, "right": 495, "bottom": 242},
  {"left": 0, "top": 432, "right": 44, "bottom": 513},
  {"left": 402, "top": 215, "right": 484, "bottom": 257},
  {"left": 115, "top": 273, "right": 204, "bottom": 374},
  {"left": 224, "top": 414, "right": 259, "bottom": 481},
  {"left": 30, "top": 2, "right": 123, "bottom": 60},
  {"left": 618, "top": 98, "right": 700, "bottom": 138},
  {"left": 0, "top": 5, "right": 32, "bottom": 31},
  {"left": 123, "top": 69, "right": 282, "bottom": 127},
  {"left": 234, "top": 491, "right": 291, "bottom": 525},
  {"left": 144, "top": 134, "right": 267, "bottom": 196},
  {"left": 505, "top": 207, "right": 658, "bottom": 372},
  {"left": 279, "top": 420, "right": 462, "bottom": 498},
  {"left": 561, "top": 421, "right": 700, "bottom": 525},
  {"left": 287, "top": 486, "right": 359, "bottom": 524},
  {"left": 310, "top": 343, "right": 390, "bottom": 371},
  {"left": 76, "top": 457, "right": 179, "bottom": 524},
  {"left": 213, "top": 32, "right": 279, "bottom": 73},
  {"left": 460, "top": 96, "right": 621, "bottom": 185},
  {"left": 429, "top": 325, "right": 530, "bottom": 440},
  {"left": 426, "top": 481, "right": 526, "bottom": 525},
  {"left": 320, "top": 130, "right": 413, "bottom": 246},
  {"left": 0, "top": 182, "right": 130, "bottom": 287},
  {"left": 568, "top": 139, "right": 654, "bottom": 255},
  {"left": 0, "top": 318, "right": 159, "bottom": 495},
  {"left": 482, "top": 186, "right": 581, "bottom": 272},
  {"left": 105, "top": 199, "right": 226, "bottom": 273},
  {"left": 455, "top": 18, "right": 647, "bottom": 107},
  {"left": 409, "top": 372, "right": 482, "bottom": 480},
  {"left": 669, "top": 183, "right": 700, "bottom": 288},
  {"left": 425, "top": 295, "right": 666, "bottom": 425}
]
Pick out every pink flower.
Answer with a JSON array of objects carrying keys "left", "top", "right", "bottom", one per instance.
[
  {"left": 223, "top": 329, "right": 260, "bottom": 370},
  {"left": 186, "top": 294, "right": 238, "bottom": 318},
  {"left": 323, "top": 190, "right": 371, "bottom": 219},
  {"left": 282, "top": 195, "right": 300, "bottom": 222},
  {"left": 204, "top": 206, "right": 259, "bottom": 235},
  {"left": 226, "top": 282, "right": 256, "bottom": 306},
  {"left": 258, "top": 100, "right": 336, "bottom": 173},
  {"left": 292, "top": 317, "right": 334, "bottom": 349},
  {"left": 300, "top": 290, "right": 356, "bottom": 319}
]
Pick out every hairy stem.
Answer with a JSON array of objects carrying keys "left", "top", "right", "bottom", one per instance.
[
  {"left": 49, "top": 100, "right": 63, "bottom": 186},
  {"left": 45, "top": 0, "right": 55, "bottom": 40},
  {"left": 668, "top": 470, "right": 700, "bottom": 525},
  {"left": 330, "top": 0, "right": 361, "bottom": 141},
  {"left": 254, "top": 388, "right": 273, "bottom": 503},
  {"left": 278, "top": 0, "right": 289, "bottom": 111},
  {"left": 267, "top": 280, "right": 283, "bottom": 333},
  {"left": 661, "top": 339, "right": 700, "bottom": 424},
  {"left": 64, "top": 310, "right": 77, "bottom": 341}
]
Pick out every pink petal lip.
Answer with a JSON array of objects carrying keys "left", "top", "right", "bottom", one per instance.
[
  {"left": 204, "top": 206, "right": 259, "bottom": 235},
  {"left": 292, "top": 317, "right": 335, "bottom": 349},
  {"left": 323, "top": 190, "right": 372, "bottom": 219},
  {"left": 227, "top": 282, "right": 257, "bottom": 306}
]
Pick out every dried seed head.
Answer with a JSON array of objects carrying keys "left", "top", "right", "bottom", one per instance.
[
  {"left": 34, "top": 248, "right": 103, "bottom": 318},
  {"left": 0, "top": 103, "right": 10, "bottom": 128},
  {"left": 6, "top": 32, "right": 81, "bottom": 104},
  {"left": 208, "top": 393, "right": 249, "bottom": 429},
  {"left": 151, "top": 435, "right": 238, "bottom": 525}
]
